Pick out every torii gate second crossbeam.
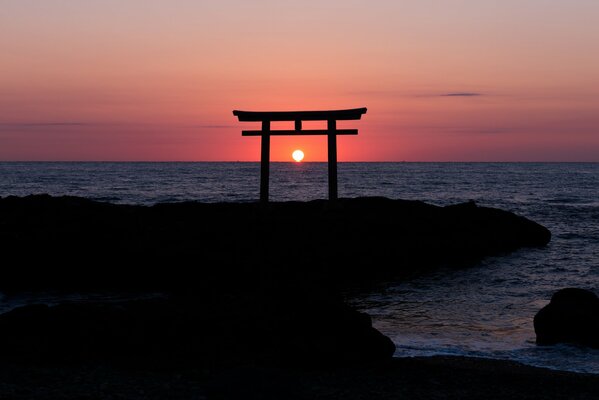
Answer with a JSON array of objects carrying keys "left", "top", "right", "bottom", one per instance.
[{"left": 233, "top": 107, "right": 367, "bottom": 203}]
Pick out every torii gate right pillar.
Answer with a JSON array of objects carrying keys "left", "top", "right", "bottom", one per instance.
[{"left": 327, "top": 119, "right": 338, "bottom": 202}]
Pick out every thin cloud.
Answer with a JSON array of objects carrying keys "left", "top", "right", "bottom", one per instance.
[
  {"left": 346, "top": 90, "right": 486, "bottom": 98},
  {"left": 444, "top": 127, "right": 512, "bottom": 134},
  {"left": 388, "top": 124, "right": 514, "bottom": 135},
  {"left": 0, "top": 122, "right": 94, "bottom": 128},
  {"left": 440, "top": 92, "right": 482, "bottom": 97},
  {"left": 0, "top": 122, "right": 238, "bottom": 131}
]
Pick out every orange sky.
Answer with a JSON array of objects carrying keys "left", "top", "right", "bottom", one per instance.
[{"left": 1, "top": 1, "right": 598, "bottom": 161}]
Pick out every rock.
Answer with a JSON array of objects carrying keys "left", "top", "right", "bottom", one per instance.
[
  {"left": 0, "top": 195, "right": 551, "bottom": 292},
  {"left": 275, "top": 294, "right": 396, "bottom": 364},
  {"left": 0, "top": 294, "right": 395, "bottom": 366},
  {"left": 534, "top": 288, "right": 599, "bottom": 348}
]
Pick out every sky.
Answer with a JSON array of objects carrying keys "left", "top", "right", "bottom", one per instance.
[{"left": 1, "top": 0, "right": 598, "bottom": 161}]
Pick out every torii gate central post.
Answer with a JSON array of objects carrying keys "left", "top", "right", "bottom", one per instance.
[{"left": 233, "top": 108, "right": 367, "bottom": 203}]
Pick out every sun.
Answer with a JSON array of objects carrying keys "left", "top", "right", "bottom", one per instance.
[{"left": 292, "top": 149, "right": 305, "bottom": 162}]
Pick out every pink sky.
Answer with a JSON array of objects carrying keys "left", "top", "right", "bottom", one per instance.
[{"left": 1, "top": 1, "right": 598, "bottom": 161}]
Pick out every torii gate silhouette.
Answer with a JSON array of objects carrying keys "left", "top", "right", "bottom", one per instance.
[{"left": 233, "top": 107, "right": 367, "bottom": 203}]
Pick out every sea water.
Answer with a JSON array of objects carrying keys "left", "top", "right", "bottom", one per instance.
[{"left": 0, "top": 162, "right": 597, "bottom": 373}]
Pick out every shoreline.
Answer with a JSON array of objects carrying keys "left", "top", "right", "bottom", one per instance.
[
  {"left": 396, "top": 352, "right": 599, "bottom": 377},
  {"left": 1, "top": 290, "right": 596, "bottom": 376}
]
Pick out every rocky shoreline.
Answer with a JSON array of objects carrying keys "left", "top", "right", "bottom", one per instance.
[{"left": 0, "top": 194, "right": 579, "bottom": 398}]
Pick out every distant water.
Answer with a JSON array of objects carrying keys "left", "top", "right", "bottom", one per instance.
[{"left": 0, "top": 162, "right": 597, "bottom": 374}]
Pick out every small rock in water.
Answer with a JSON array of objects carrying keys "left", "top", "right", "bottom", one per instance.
[{"left": 534, "top": 288, "right": 599, "bottom": 348}]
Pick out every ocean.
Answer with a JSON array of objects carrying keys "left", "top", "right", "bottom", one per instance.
[{"left": 0, "top": 162, "right": 597, "bottom": 374}]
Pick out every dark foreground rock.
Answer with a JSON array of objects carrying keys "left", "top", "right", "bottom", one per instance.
[
  {"left": 0, "top": 195, "right": 551, "bottom": 292},
  {"left": 0, "top": 293, "right": 394, "bottom": 366},
  {"left": 534, "top": 288, "right": 599, "bottom": 348}
]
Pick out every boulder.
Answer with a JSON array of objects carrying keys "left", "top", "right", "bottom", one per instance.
[
  {"left": 275, "top": 295, "right": 396, "bottom": 364},
  {"left": 534, "top": 288, "right": 599, "bottom": 348}
]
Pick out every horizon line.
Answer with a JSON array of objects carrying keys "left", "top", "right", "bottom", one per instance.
[{"left": 1, "top": 160, "right": 599, "bottom": 163}]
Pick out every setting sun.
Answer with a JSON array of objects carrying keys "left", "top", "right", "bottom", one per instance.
[{"left": 292, "top": 150, "right": 305, "bottom": 162}]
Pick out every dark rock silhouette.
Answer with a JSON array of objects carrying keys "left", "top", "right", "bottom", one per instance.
[
  {"left": 0, "top": 195, "right": 550, "bottom": 292},
  {"left": 0, "top": 293, "right": 394, "bottom": 365},
  {"left": 534, "top": 288, "right": 599, "bottom": 348}
]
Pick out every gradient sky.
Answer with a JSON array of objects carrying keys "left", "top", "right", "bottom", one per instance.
[{"left": 1, "top": 0, "right": 598, "bottom": 161}]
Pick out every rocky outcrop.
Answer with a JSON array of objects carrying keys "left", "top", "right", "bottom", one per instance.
[
  {"left": 534, "top": 288, "right": 599, "bottom": 348},
  {"left": 0, "top": 195, "right": 551, "bottom": 292},
  {"left": 0, "top": 293, "right": 395, "bottom": 365}
]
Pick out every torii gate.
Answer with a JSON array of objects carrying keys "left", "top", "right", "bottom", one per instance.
[{"left": 233, "top": 107, "right": 367, "bottom": 203}]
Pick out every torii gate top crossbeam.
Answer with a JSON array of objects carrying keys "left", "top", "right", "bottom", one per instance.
[{"left": 233, "top": 107, "right": 367, "bottom": 122}]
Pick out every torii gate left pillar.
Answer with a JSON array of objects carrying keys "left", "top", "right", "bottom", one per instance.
[
  {"left": 233, "top": 108, "right": 367, "bottom": 203},
  {"left": 260, "top": 120, "right": 270, "bottom": 203}
]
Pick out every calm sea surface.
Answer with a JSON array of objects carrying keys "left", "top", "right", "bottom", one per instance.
[{"left": 0, "top": 162, "right": 597, "bottom": 374}]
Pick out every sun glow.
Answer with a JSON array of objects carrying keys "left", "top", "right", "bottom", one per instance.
[{"left": 292, "top": 149, "right": 305, "bottom": 162}]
